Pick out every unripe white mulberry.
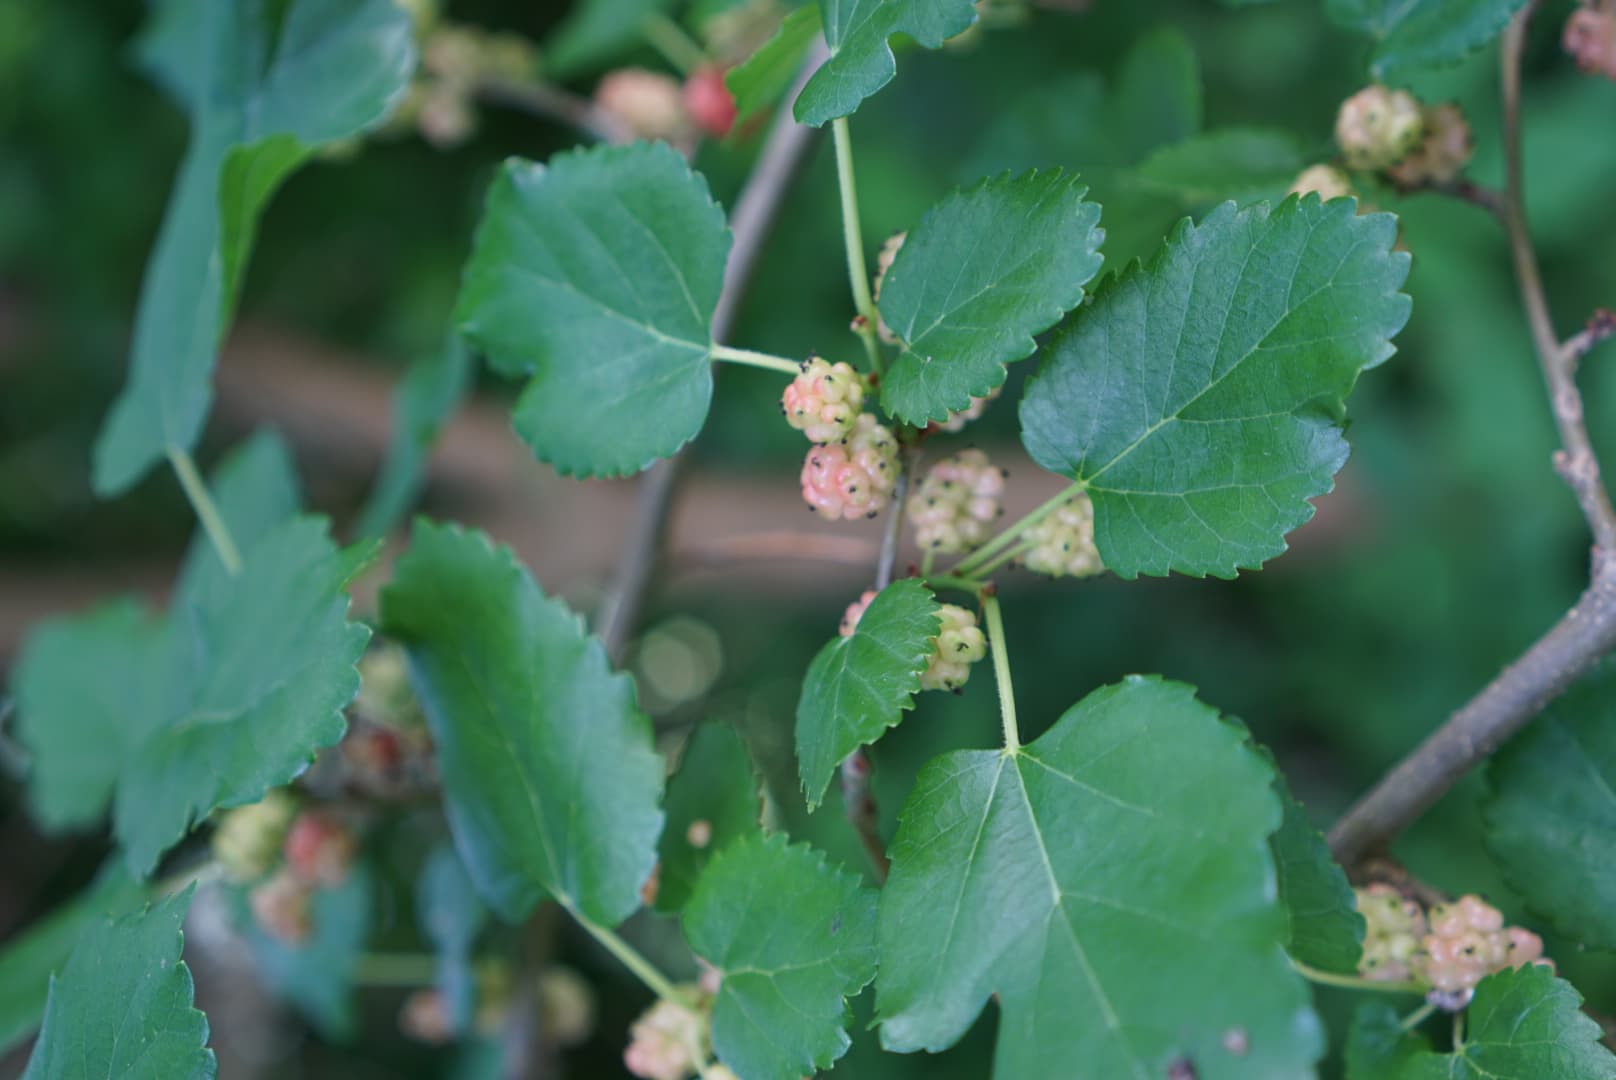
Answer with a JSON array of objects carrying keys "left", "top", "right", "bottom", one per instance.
[
  {"left": 249, "top": 868, "right": 314, "bottom": 944},
  {"left": 840, "top": 589, "right": 878, "bottom": 636},
  {"left": 781, "top": 357, "right": 865, "bottom": 442},
  {"left": 1386, "top": 104, "right": 1473, "bottom": 186},
  {"left": 872, "top": 232, "right": 906, "bottom": 344},
  {"left": 1335, "top": 85, "right": 1425, "bottom": 171},
  {"left": 800, "top": 414, "right": 899, "bottom": 521},
  {"left": 595, "top": 68, "right": 688, "bottom": 142},
  {"left": 1289, "top": 164, "right": 1355, "bottom": 203},
  {"left": 623, "top": 991, "right": 709, "bottom": 1080},
  {"left": 212, "top": 789, "right": 297, "bottom": 883},
  {"left": 538, "top": 966, "right": 597, "bottom": 1047},
  {"left": 920, "top": 604, "right": 987, "bottom": 692},
  {"left": 1413, "top": 895, "right": 1555, "bottom": 1006},
  {"left": 1565, "top": 7, "right": 1616, "bottom": 78},
  {"left": 1022, "top": 495, "right": 1103, "bottom": 578},
  {"left": 936, "top": 384, "right": 1003, "bottom": 434},
  {"left": 908, "top": 449, "right": 1005, "bottom": 554},
  {"left": 1355, "top": 883, "right": 1426, "bottom": 982}
]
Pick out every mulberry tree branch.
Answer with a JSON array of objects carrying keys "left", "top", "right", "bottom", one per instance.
[{"left": 1328, "top": 5, "right": 1616, "bottom": 868}]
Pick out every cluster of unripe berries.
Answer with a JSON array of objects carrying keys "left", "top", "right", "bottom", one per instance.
[
  {"left": 908, "top": 449, "right": 1006, "bottom": 553},
  {"left": 1023, "top": 495, "right": 1103, "bottom": 579},
  {"left": 841, "top": 591, "right": 988, "bottom": 692},
  {"left": 1289, "top": 86, "right": 1474, "bottom": 207},
  {"left": 390, "top": 7, "right": 539, "bottom": 150},
  {"left": 399, "top": 964, "right": 595, "bottom": 1049},
  {"left": 595, "top": 67, "right": 737, "bottom": 144},
  {"left": 213, "top": 790, "right": 360, "bottom": 945},
  {"left": 786, "top": 359, "right": 900, "bottom": 521},
  {"left": 623, "top": 966, "right": 737, "bottom": 1080},
  {"left": 1355, "top": 885, "right": 1549, "bottom": 1009}
]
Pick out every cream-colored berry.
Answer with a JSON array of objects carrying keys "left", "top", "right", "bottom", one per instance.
[
  {"left": 1023, "top": 495, "right": 1103, "bottom": 578},
  {"left": 623, "top": 991, "right": 709, "bottom": 1080},
  {"left": 908, "top": 450, "right": 1005, "bottom": 554},
  {"left": 212, "top": 789, "right": 297, "bottom": 883},
  {"left": 781, "top": 357, "right": 865, "bottom": 442},
  {"left": 936, "top": 384, "right": 1003, "bottom": 433},
  {"left": 920, "top": 604, "right": 987, "bottom": 692},
  {"left": 1289, "top": 164, "right": 1355, "bottom": 202},
  {"left": 1355, "top": 883, "right": 1427, "bottom": 982},
  {"left": 1335, "top": 85, "right": 1425, "bottom": 171},
  {"left": 595, "top": 68, "right": 688, "bottom": 142},
  {"left": 1386, "top": 103, "right": 1473, "bottom": 186}
]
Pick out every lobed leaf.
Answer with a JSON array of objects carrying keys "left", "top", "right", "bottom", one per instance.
[
  {"left": 23, "top": 887, "right": 214, "bottom": 1080},
  {"left": 795, "top": 580, "right": 939, "bottom": 810},
  {"left": 684, "top": 834, "right": 878, "bottom": 1079},
  {"left": 456, "top": 142, "right": 731, "bottom": 477},
  {"left": 794, "top": 0, "right": 977, "bottom": 127},
  {"left": 92, "top": 0, "right": 415, "bottom": 495},
  {"left": 878, "top": 171, "right": 1104, "bottom": 425},
  {"left": 381, "top": 520, "right": 664, "bottom": 926},
  {"left": 1019, "top": 196, "right": 1411, "bottom": 579},
  {"left": 876, "top": 676, "right": 1321, "bottom": 1078}
]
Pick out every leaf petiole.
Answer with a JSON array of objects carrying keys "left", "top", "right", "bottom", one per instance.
[
  {"left": 168, "top": 447, "right": 243, "bottom": 576},
  {"left": 575, "top": 910, "right": 693, "bottom": 1013},
  {"left": 923, "top": 574, "right": 984, "bottom": 597},
  {"left": 832, "top": 117, "right": 883, "bottom": 373},
  {"left": 952, "top": 483, "right": 1082, "bottom": 579},
  {"left": 709, "top": 344, "right": 803, "bottom": 375},
  {"left": 1401, "top": 1000, "right": 1438, "bottom": 1031},
  {"left": 640, "top": 12, "right": 708, "bottom": 75},
  {"left": 1291, "top": 959, "right": 1426, "bottom": 995},
  {"left": 981, "top": 590, "right": 1020, "bottom": 752}
]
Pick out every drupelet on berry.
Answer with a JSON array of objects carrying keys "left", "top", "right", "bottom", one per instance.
[
  {"left": 782, "top": 356, "right": 865, "bottom": 443},
  {"left": 1023, "top": 494, "right": 1103, "bottom": 578},
  {"left": 800, "top": 414, "right": 899, "bottom": 520}
]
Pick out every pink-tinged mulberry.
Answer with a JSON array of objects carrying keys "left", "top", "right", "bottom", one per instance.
[
  {"left": 595, "top": 68, "right": 687, "bottom": 141},
  {"left": 920, "top": 604, "right": 987, "bottom": 692},
  {"left": 284, "top": 811, "right": 358, "bottom": 888},
  {"left": 800, "top": 414, "right": 899, "bottom": 520},
  {"left": 1386, "top": 104, "right": 1473, "bottom": 187},
  {"left": 840, "top": 589, "right": 878, "bottom": 636},
  {"left": 623, "top": 992, "right": 709, "bottom": 1080},
  {"left": 1566, "top": 7, "right": 1616, "bottom": 78},
  {"left": 1335, "top": 85, "right": 1425, "bottom": 171},
  {"left": 908, "top": 449, "right": 1006, "bottom": 554},
  {"left": 782, "top": 356, "right": 866, "bottom": 442},
  {"left": 249, "top": 868, "right": 314, "bottom": 944},
  {"left": 1023, "top": 495, "right": 1103, "bottom": 578},
  {"left": 1415, "top": 895, "right": 1552, "bottom": 1007},
  {"left": 1354, "top": 883, "right": 1426, "bottom": 982}
]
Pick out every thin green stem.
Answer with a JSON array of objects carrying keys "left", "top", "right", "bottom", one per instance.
[
  {"left": 920, "top": 548, "right": 937, "bottom": 578},
  {"left": 575, "top": 912, "right": 686, "bottom": 1007},
  {"left": 832, "top": 117, "right": 883, "bottom": 372},
  {"left": 970, "top": 539, "right": 1033, "bottom": 580},
  {"left": 710, "top": 344, "right": 802, "bottom": 375},
  {"left": 1451, "top": 1009, "right": 1465, "bottom": 1049},
  {"left": 1400, "top": 1000, "right": 1438, "bottom": 1031},
  {"left": 352, "top": 952, "right": 440, "bottom": 987},
  {"left": 641, "top": 12, "right": 707, "bottom": 75},
  {"left": 982, "top": 591, "right": 1020, "bottom": 752},
  {"left": 168, "top": 447, "right": 243, "bottom": 575},
  {"left": 924, "top": 574, "right": 984, "bottom": 597},
  {"left": 952, "top": 483, "right": 1081, "bottom": 578},
  {"left": 1292, "top": 960, "right": 1426, "bottom": 995}
]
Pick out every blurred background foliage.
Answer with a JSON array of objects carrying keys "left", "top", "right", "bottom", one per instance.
[{"left": 2, "top": 0, "right": 1615, "bottom": 1076}]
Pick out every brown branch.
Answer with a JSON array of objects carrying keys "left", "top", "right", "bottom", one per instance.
[
  {"left": 1328, "top": 4, "right": 1616, "bottom": 867},
  {"left": 473, "top": 75, "right": 634, "bottom": 146},
  {"left": 1412, "top": 177, "right": 1508, "bottom": 222},
  {"left": 597, "top": 43, "right": 831, "bottom": 663}
]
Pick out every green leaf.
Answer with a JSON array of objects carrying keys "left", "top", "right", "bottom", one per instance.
[
  {"left": 1019, "top": 197, "right": 1411, "bottom": 579},
  {"left": 0, "top": 865, "right": 144, "bottom": 1056},
  {"left": 1102, "top": 24, "right": 1203, "bottom": 164},
  {"left": 1484, "top": 663, "right": 1616, "bottom": 949},
  {"left": 876, "top": 676, "right": 1321, "bottom": 1077},
  {"left": 91, "top": 0, "right": 415, "bottom": 495},
  {"left": 381, "top": 520, "right": 664, "bottom": 925},
  {"left": 878, "top": 170, "right": 1104, "bottom": 425},
  {"left": 684, "top": 834, "right": 878, "bottom": 1079},
  {"left": 726, "top": 5, "right": 822, "bottom": 128},
  {"left": 116, "top": 517, "right": 377, "bottom": 875},
  {"left": 544, "top": 0, "right": 676, "bottom": 77},
  {"left": 1326, "top": 0, "right": 1531, "bottom": 80},
  {"left": 795, "top": 580, "right": 938, "bottom": 810},
  {"left": 13, "top": 600, "right": 172, "bottom": 830},
  {"left": 1136, "top": 128, "right": 1309, "bottom": 205},
  {"left": 793, "top": 0, "right": 977, "bottom": 127},
  {"left": 419, "top": 846, "right": 489, "bottom": 1034},
  {"left": 456, "top": 142, "right": 731, "bottom": 478},
  {"left": 243, "top": 867, "right": 374, "bottom": 1041},
  {"left": 23, "top": 887, "right": 214, "bottom": 1080},
  {"left": 355, "top": 335, "right": 474, "bottom": 540},
  {"left": 13, "top": 435, "right": 371, "bottom": 875},
  {"left": 1351, "top": 966, "right": 1616, "bottom": 1079},
  {"left": 1271, "top": 773, "right": 1365, "bottom": 974},
  {"left": 654, "top": 724, "right": 762, "bottom": 914}
]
